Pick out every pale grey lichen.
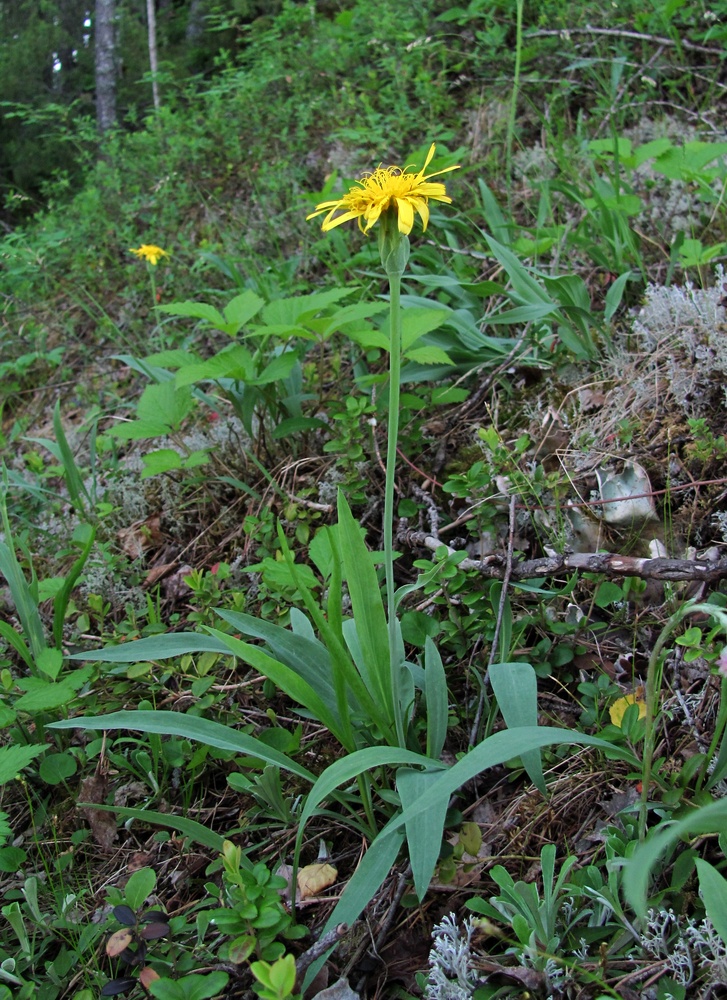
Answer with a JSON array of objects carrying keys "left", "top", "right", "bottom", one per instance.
[
  {"left": 640, "top": 907, "right": 727, "bottom": 987},
  {"left": 630, "top": 265, "right": 726, "bottom": 415},
  {"left": 425, "top": 914, "right": 479, "bottom": 1000}
]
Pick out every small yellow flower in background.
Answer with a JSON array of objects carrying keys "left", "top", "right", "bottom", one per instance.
[
  {"left": 307, "top": 143, "right": 459, "bottom": 236},
  {"left": 129, "top": 244, "right": 169, "bottom": 266},
  {"left": 609, "top": 690, "right": 647, "bottom": 728}
]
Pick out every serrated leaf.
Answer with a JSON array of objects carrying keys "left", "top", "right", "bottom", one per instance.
[
  {"left": 14, "top": 666, "right": 93, "bottom": 712},
  {"left": 222, "top": 290, "right": 265, "bottom": 331},
  {"left": 403, "top": 346, "right": 453, "bottom": 365},
  {"left": 174, "top": 345, "right": 255, "bottom": 386},
  {"left": 253, "top": 350, "right": 298, "bottom": 385},
  {"left": 157, "top": 300, "right": 227, "bottom": 327},
  {"left": 0, "top": 744, "right": 47, "bottom": 784}
]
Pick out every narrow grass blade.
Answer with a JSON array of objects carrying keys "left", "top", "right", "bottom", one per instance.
[
  {"left": 52, "top": 400, "right": 90, "bottom": 515},
  {"left": 0, "top": 620, "right": 34, "bottom": 669},
  {"left": 52, "top": 523, "right": 96, "bottom": 649},
  {"left": 0, "top": 539, "right": 47, "bottom": 661}
]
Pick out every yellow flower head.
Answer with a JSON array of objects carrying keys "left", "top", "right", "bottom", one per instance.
[
  {"left": 307, "top": 143, "right": 459, "bottom": 236},
  {"left": 129, "top": 244, "right": 169, "bottom": 266},
  {"left": 609, "top": 691, "right": 647, "bottom": 728}
]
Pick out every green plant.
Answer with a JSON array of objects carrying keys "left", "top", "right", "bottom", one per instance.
[
  {"left": 250, "top": 954, "right": 298, "bottom": 1000},
  {"left": 0, "top": 873, "right": 105, "bottom": 1000},
  {"left": 200, "top": 841, "right": 306, "bottom": 965},
  {"left": 49, "top": 145, "right": 645, "bottom": 991}
]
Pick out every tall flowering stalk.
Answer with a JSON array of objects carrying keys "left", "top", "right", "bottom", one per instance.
[
  {"left": 129, "top": 243, "right": 169, "bottom": 328},
  {"left": 309, "top": 144, "right": 459, "bottom": 744}
]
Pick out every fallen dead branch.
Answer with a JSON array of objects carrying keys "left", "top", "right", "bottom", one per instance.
[{"left": 400, "top": 529, "right": 727, "bottom": 583}]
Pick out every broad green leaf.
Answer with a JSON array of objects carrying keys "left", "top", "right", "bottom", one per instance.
[
  {"left": 320, "top": 301, "right": 388, "bottom": 337},
  {"left": 35, "top": 646, "right": 63, "bottom": 680},
  {"left": 0, "top": 744, "right": 47, "bottom": 784},
  {"left": 400, "top": 308, "right": 449, "bottom": 351},
  {"left": 39, "top": 752, "right": 77, "bottom": 785},
  {"left": 157, "top": 300, "right": 226, "bottom": 327},
  {"left": 486, "top": 303, "right": 556, "bottom": 325},
  {"left": 337, "top": 493, "right": 393, "bottom": 720},
  {"left": 14, "top": 665, "right": 94, "bottom": 712},
  {"left": 124, "top": 867, "right": 156, "bottom": 910},
  {"left": 222, "top": 290, "right": 265, "bottom": 331},
  {"left": 484, "top": 234, "right": 553, "bottom": 306},
  {"left": 253, "top": 350, "right": 298, "bottom": 385},
  {"left": 144, "top": 349, "right": 200, "bottom": 369},
  {"left": 205, "top": 627, "right": 347, "bottom": 744},
  {"left": 140, "top": 449, "right": 184, "bottom": 476},
  {"left": 214, "top": 609, "right": 345, "bottom": 710},
  {"left": 403, "top": 346, "right": 453, "bottom": 365},
  {"left": 490, "top": 662, "right": 546, "bottom": 794},
  {"left": 68, "top": 633, "right": 233, "bottom": 662},
  {"left": 261, "top": 289, "right": 352, "bottom": 326},
  {"left": 299, "top": 727, "right": 633, "bottom": 988},
  {"left": 174, "top": 345, "right": 255, "bottom": 386},
  {"left": 48, "top": 710, "right": 315, "bottom": 782},
  {"left": 695, "top": 858, "right": 727, "bottom": 947},
  {"left": 397, "top": 767, "right": 447, "bottom": 899},
  {"left": 424, "top": 637, "right": 448, "bottom": 760},
  {"left": 345, "top": 327, "right": 390, "bottom": 351},
  {"left": 108, "top": 419, "right": 173, "bottom": 440},
  {"left": 624, "top": 800, "right": 727, "bottom": 916}
]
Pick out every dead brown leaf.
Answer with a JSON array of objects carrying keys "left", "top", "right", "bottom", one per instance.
[
  {"left": 78, "top": 774, "right": 118, "bottom": 850},
  {"left": 143, "top": 562, "right": 178, "bottom": 588},
  {"left": 118, "top": 516, "right": 164, "bottom": 559},
  {"left": 297, "top": 862, "right": 337, "bottom": 900}
]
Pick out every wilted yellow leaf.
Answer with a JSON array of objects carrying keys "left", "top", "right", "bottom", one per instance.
[
  {"left": 296, "top": 862, "right": 337, "bottom": 899},
  {"left": 609, "top": 692, "right": 646, "bottom": 728},
  {"left": 106, "top": 929, "right": 134, "bottom": 957},
  {"left": 139, "top": 967, "right": 161, "bottom": 987}
]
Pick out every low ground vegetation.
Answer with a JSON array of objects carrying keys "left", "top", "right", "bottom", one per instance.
[{"left": 2, "top": 1, "right": 727, "bottom": 998}]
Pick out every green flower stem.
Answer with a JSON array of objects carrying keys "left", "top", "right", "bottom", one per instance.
[
  {"left": 378, "top": 210, "right": 410, "bottom": 749},
  {"left": 385, "top": 270, "right": 406, "bottom": 747},
  {"left": 147, "top": 262, "right": 160, "bottom": 329}
]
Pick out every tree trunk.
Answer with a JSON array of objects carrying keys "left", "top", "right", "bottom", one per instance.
[
  {"left": 94, "top": 0, "right": 116, "bottom": 132},
  {"left": 146, "top": 0, "right": 160, "bottom": 111},
  {"left": 186, "top": 0, "right": 204, "bottom": 44}
]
